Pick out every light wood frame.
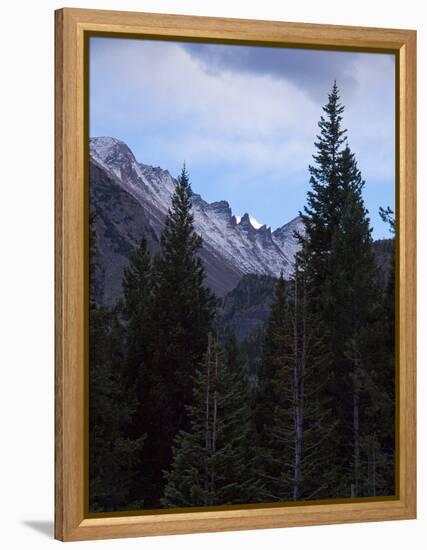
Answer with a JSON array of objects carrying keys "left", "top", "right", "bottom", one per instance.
[{"left": 55, "top": 7, "right": 416, "bottom": 542}]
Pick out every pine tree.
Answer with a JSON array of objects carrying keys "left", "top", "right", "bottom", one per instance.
[
  {"left": 223, "top": 332, "right": 262, "bottom": 498},
  {"left": 352, "top": 206, "right": 396, "bottom": 496},
  {"left": 298, "top": 83, "right": 394, "bottom": 497},
  {"left": 89, "top": 215, "right": 144, "bottom": 511},
  {"left": 120, "top": 236, "right": 154, "bottom": 504},
  {"left": 324, "top": 146, "right": 386, "bottom": 496},
  {"left": 162, "top": 333, "right": 261, "bottom": 507},
  {"left": 256, "top": 274, "right": 287, "bottom": 442},
  {"left": 329, "top": 146, "right": 377, "bottom": 339},
  {"left": 258, "top": 258, "right": 336, "bottom": 502},
  {"left": 299, "top": 81, "right": 347, "bottom": 299},
  {"left": 89, "top": 306, "right": 145, "bottom": 511},
  {"left": 295, "top": 88, "right": 349, "bottom": 489},
  {"left": 379, "top": 206, "right": 396, "bottom": 234},
  {"left": 142, "top": 165, "right": 216, "bottom": 507},
  {"left": 122, "top": 235, "right": 152, "bottom": 382}
]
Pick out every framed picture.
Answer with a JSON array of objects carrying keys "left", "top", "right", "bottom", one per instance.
[{"left": 55, "top": 8, "right": 416, "bottom": 542}]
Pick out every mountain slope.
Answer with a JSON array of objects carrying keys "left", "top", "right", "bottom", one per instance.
[
  {"left": 218, "top": 274, "right": 278, "bottom": 342},
  {"left": 90, "top": 136, "right": 303, "bottom": 304}
]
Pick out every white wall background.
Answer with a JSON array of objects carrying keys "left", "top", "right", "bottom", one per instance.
[{"left": 0, "top": 0, "right": 424, "bottom": 548}]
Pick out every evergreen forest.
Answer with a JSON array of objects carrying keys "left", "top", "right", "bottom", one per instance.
[{"left": 89, "top": 83, "right": 395, "bottom": 512}]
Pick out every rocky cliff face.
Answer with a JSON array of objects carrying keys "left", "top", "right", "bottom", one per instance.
[{"left": 90, "top": 136, "right": 304, "bottom": 305}]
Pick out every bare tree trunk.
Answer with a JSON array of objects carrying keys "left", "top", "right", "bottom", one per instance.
[
  {"left": 293, "top": 272, "right": 302, "bottom": 501},
  {"left": 353, "top": 369, "right": 360, "bottom": 497},
  {"left": 205, "top": 335, "right": 211, "bottom": 501},
  {"left": 298, "top": 279, "right": 307, "bottom": 500},
  {"left": 211, "top": 346, "right": 218, "bottom": 500}
]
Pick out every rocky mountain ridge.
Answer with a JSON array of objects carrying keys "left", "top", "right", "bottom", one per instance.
[{"left": 90, "top": 136, "right": 304, "bottom": 304}]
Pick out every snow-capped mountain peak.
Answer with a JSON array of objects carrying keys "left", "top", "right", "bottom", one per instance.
[
  {"left": 90, "top": 136, "right": 136, "bottom": 167},
  {"left": 249, "top": 216, "right": 263, "bottom": 229},
  {"left": 89, "top": 136, "right": 303, "bottom": 300},
  {"left": 235, "top": 214, "right": 264, "bottom": 230}
]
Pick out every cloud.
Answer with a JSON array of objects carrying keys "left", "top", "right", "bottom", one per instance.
[
  {"left": 182, "top": 42, "right": 394, "bottom": 103},
  {"left": 90, "top": 37, "right": 319, "bottom": 177},
  {"left": 89, "top": 37, "right": 395, "bottom": 236}
]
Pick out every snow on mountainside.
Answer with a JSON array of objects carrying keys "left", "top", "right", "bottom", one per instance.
[
  {"left": 235, "top": 215, "right": 263, "bottom": 229},
  {"left": 90, "top": 136, "right": 304, "bottom": 301}
]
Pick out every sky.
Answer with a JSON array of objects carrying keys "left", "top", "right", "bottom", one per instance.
[{"left": 89, "top": 37, "right": 396, "bottom": 239}]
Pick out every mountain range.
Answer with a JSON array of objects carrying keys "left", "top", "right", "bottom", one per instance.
[{"left": 89, "top": 136, "right": 304, "bottom": 305}]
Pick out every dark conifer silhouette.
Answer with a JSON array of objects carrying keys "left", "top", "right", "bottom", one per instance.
[
  {"left": 89, "top": 214, "right": 144, "bottom": 511},
  {"left": 163, "top": 333, "right": 261, "bottom": 507},
  {"left": 141, "top": 165, "right": 216, "bottom": 507},
  {"left": 88, "top": 83, "right": 395, "bottom": 510}
]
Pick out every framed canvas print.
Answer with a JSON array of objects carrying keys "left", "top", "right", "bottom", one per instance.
[{"left": 55, "top": 8, "right": 416, "bottom": 542}]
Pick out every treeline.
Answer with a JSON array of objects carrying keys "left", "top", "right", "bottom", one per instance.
[{"left": 89, "top": 83, "right": 395, "bottom": 512}]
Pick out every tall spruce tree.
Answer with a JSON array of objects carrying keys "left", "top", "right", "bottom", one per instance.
[
  {"left": 162, "top": 333, "right": 261, "bottom": 507},
  {"left": 256, "top": 273, "right": 287, "bottom": 442},
  {"left": 258, "top": 259, "right": 336, "bottom": 501},
  {"left": 142, "top": 165, "right": 216, "bottom": 507},
  {"left": 223, "top": 332, "right": 262, "bottom": 495},
  {"left": 89, "top": 306, "right": 145, "bottom": 511},
  {"left": 353, "top": 206, "right": 396, "bottom": 496},
  {"left": 122, "top": 236, "right": 152, "bottom": 381},
  {"left": 298, "top": 83, "right": 393, "bottom": 497},
  {"left": 299, "top": 80, "right": 347, "bottom": 299},
  {"left": 327, "top": 146, "right": 381, "bottom": 495},
  {"left": 296, "top": 86, "right": 347, "bottom": 486},
  {"left": 89, "top": 214, "right": 144, "bottom": 511},
  {"left": 121, "top": 236, "right": 154, "bottom": 504}
]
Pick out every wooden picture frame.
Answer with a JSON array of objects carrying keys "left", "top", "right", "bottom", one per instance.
[{"left": 55, "top": 7, "right": 416, "bottom": 542}]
